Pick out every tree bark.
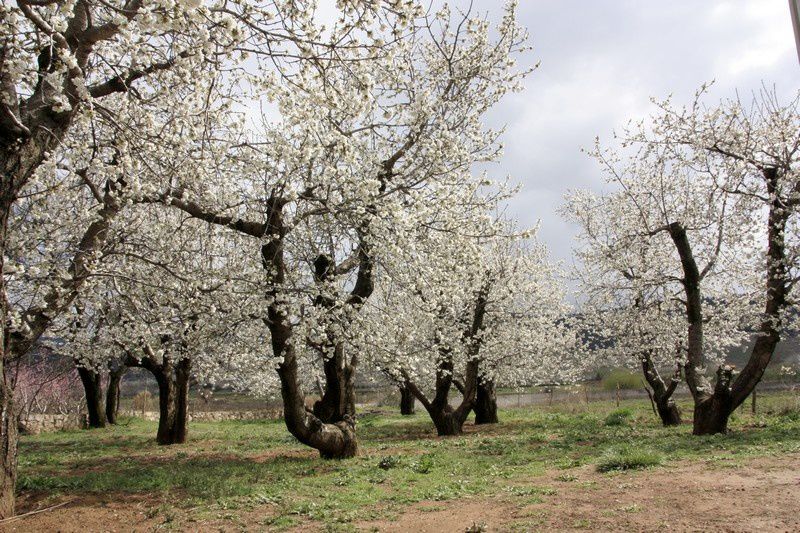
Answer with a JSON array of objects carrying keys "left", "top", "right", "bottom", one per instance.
[
  {"left": 666, "top": 168, "right": 790, "bottom": 435},
  {"left": 77, "top": 366, "right": 106, "bottom": 428},
  {"left": 640, "top": 353, "right": 681, "bottom": 426},
  {"left": 405, "top": 282, "right": 491, "bottom": 436},
  {"left": 399, "top": 384, "right": 415, "bottom": 415},
  {"left": 474, "top": 378, "right": 498, "bottom": 425},
  {"left": 105, "top": 365, "right": 126, "bottom": 425},
  {"left": 0, "top": 366, "right": 17, "bottom": 520},
  {"left": 128, "top": 354, "right": 190, "bottom": 445},
  {"left": 263, "top": 198, "right": 364, "bottom": 459},
  {"left": 1, "top": 196, "right": 18, "bottom": 518},
  {"left": 312, "top": 343, "right": 356, "bottom": 424}
]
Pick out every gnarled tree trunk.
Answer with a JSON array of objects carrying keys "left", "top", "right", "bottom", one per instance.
[
  {"left": 77, "top": 366, "right": 106, "bottom": 428},
  {"left": 641, "top": 353, "right": 681, "bottom": 426},
  {"left": 405, "top": 282, "right": 491, "bottom": 436},
  {"left": 666, "top": 176, "right": 789, "bottom": 435},
  {"left": 474, "top": 378, "right": 498, "bottom": 425},
  {"left": 263, "top": 198, "right": 372, "bottom": 459},
  {"left": 312, "top": 343, "right": 356, "bottom": 424}
]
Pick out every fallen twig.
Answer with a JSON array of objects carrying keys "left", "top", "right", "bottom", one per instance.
[{"left": 0, "top": 499, "right": 75, "bottom": 524}]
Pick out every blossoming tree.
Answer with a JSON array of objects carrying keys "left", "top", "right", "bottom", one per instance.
[{"left": 566, "top": 87, "right": 800, "bottom": 434}]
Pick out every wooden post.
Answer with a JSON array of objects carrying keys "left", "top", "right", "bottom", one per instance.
[{"left": 615, "top": 382, "right": 621, "bottom": 407}]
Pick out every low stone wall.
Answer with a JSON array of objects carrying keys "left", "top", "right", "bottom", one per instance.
[
  {"left": 121, "top": 409, "right": 284, "bottom": 422},
  {"left": 19, "top": 413, "right": 87, "bottom": 435},
  {"left": 19, "top": 409, "right": 284, "bottom": 435}
]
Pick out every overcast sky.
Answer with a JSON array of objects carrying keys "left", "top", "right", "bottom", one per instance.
[{"left": 477, "top": 0, "right": 798, "bottom": 267}]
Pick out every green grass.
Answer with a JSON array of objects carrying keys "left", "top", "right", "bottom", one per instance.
[
  {"left": 603, "top": 408, "right": 633, "bottom": 426},
  {"left": 596, "top": 445, "right": 663, "bottom": 472},
  {"left": 17, "top": 391, "right": 800, "bottom": 530}
]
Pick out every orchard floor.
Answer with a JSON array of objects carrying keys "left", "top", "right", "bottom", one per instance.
[{"left": 8, "top": 393, "right": 800, "bottom": 532}]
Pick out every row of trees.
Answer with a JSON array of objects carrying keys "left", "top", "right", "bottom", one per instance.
[
  {"left": 2, "top": 0, "right": 797, "bottom": 521},
  {"left": 1, "top": 0, "right": 577, "bottom": 517}
]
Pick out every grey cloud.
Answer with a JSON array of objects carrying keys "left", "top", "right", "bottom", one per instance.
[{"left": 482, "top": 0, "right": 798, "bottom": 266}]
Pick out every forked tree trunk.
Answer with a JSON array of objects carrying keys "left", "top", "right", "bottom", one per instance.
[
  {"left": 313, "top": 343, "right": 356, "bottom": 424},
  {"left": 405, "top": 282, "right": 491, "bottom": 437},
  {"left": 77, "top": 366, "right": 107, "bottom": 428},
  {"left": 158, "top": 193, "right": 372, "bottom": 460},
  {"left": 474, "top": 378, "right": 498, "bottom": 425},
  {"left": 263, "top": 199, "right": 368, "bottom": 460},
  {"left": 128, "top": 355, "right": 191, "bottom": 445},
  {"left": 641, "top": 354, "right": 681, "bottom": 427},
  {"left": 666, "top": 174, "right": 789, "bottom": 436},
  {"left": 105, "top": 366, "right": 126, "bottom": 425},
  {"left": 399, "top": 385, "right": 415, "bottom": 415}
]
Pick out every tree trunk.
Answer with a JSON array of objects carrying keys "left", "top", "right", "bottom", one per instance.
[
  {"left": 403, "top": 281, "right": 491, "bottom": 437},
  {"left": 0, "top": 197, "right": 17, "bottom": 518},
  {"left": 77, "top": 366, "right": 106, "bottom": 428},
  {"left": 693, "top": 399, "right": 731, "bottom": 435},
  {"left": 692, "top": 366, "right": 734, "bottom": 435},
  {"left": 0, "top": 370, "right": 17, "bottom": 520},
  {"left": 105, "top": 365, "right": 126, "bottom": 425},
  {"left": 668, "top": 169, "right": 791, "bottom": 435},
  {"left": 474, "top": 379, "right": 498, "bottom": 425},
  {"left": 154, "top": 363, "right": 177, "bottom": 445},
  {"left": 655, "top": 397, "right": 681, "bottom": 426},
  {"left": 640, "top": 353, "right": 681, "bottom": 427},
  {"left": 263, "top": 199, "right": 361, "bottom": 460},
  {"left": 313, "top": 343, "right": 356, "bottom": 424},
  {"left": 399, "top": 385, "right": 415, "bottom": 415},
  {"left": 429, "top": 407, "right": 465, "bottom": 436},
  {"left": 276, "top": 345, "right": 358, "bottom": 459},
  {"left": 129, "top": 355, "right": 191, "bottom": 445},
  {"left": 173, "top": 359, "right": 191, "bottom": 444}
]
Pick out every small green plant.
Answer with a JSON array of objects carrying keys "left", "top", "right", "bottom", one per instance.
[
  {"left": 377, "top": 455, "right": 399, "bottom": 470},
  {"left": 604, "top": 408, "right": 633, "bottom": 426},
  {"left": 411, "top": 453, "right": 435, "bottom": 474},
  {"left": 555, "top": 473, "right": 577, "bottom": 482},
  {"left": 596, "top": 446, "right": 662, "bottom": 472}
]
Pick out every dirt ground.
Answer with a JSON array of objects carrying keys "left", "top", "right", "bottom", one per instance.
[{"left": 5, "top": 452, "right": 799, "bottom": 532}]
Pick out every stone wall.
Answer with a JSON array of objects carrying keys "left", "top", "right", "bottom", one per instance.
[
  {"left": 19, "top": 413, "right": 87, "bottom": 435},
  {"left": 19, "top": 409, "right": 284, "bottom": 435},
  {"left": 120, "top": 409, "right": 284, "bottom": 422}
]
